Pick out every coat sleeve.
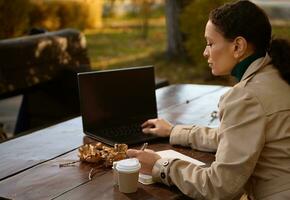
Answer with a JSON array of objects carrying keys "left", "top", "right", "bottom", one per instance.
[
  {"left": 170, "top": 125, "right": 219, "bottom": 152},
  {"left": 152, "top": 89, "right": 266, "bottom": 200}
]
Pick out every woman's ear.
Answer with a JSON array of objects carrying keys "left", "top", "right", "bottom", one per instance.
[{"left": 233, "top": 36, "right": 248, "bottom": 59}]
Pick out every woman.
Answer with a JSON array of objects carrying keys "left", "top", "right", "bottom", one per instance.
[{"left": 127, "top": 0, "right": 290, "bottom": 199}]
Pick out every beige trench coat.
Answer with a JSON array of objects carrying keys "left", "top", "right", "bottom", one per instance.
[{"left": 152, "top": 54, "right": 290, "bottom": 200}]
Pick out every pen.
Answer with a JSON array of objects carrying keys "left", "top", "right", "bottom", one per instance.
[{"left": 140, "top": 142, "right": 148, "bottom": 151}]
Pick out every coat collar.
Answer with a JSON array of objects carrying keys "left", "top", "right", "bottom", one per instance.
[
  {"left": 241, "top": 53, "right": 272, "bottom": 82},
  {"left": 231, "top": 53, "right": 264, "bottom": 82}
]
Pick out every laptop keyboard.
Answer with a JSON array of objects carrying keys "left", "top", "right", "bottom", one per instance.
[
  {"left": 99, "top": 123, "right": 143, "bottom": 138},
  {"left": 91, "top": 122, "right": 159, "bottom": 145},
  {"left": 112, "top": 123, "right": 142, "bottom": 137}
]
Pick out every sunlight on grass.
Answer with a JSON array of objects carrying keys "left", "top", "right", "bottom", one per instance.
[
  {"left": 85, "top": 21, "right": 166, "bottom": 69},
  {"left": 89, "top": 49, "right": 159, "bottom": 69}
]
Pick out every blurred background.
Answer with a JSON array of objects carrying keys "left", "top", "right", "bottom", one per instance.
[
  {"left": 1, "top": 0, "right": 290, "bottom": 84},
  {"left": 0, "top": 0, "right": 290, "bottom": 140}
]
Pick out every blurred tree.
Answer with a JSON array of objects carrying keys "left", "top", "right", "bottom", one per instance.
[
  {"left": 0, "top": 0, "right": 31, "bottom": 39},
  {"left": 130, "top": 0, "right": 154, "bottom": 39},
  {"left": 29, "top": 0, "right": 101, "bottom": 31},
  {"left": 0, "top": 0, "right": 103, "bottom": 39},
  {"left": 165, "top": 0, "right": 190, "bottom": 59},
  {"left": 140, "top": 0, "right": 155, "bottom": 39},
  {"left": 29, "top": 0, "right": 48, "bottom": 30},
  {"left": 29, "top": 0, "right": 60, "bottom": 30},
  {"left": 57, "top": 1, "right": 89, "bottom": 30},
  {"left": 105, "top": 0, "right": 117, "bottom": 17},
  {"left": 85, "top": 0, "right": 103, "bottom": 28}
]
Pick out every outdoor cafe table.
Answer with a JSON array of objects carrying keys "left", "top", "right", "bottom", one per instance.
[{"left": 0, "top": 84, "right": 230, "bottom": 200}]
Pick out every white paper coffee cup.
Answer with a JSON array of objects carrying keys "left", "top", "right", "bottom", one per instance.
[{"left": 116, "top": 158, "right": 141, "bottom": 193}]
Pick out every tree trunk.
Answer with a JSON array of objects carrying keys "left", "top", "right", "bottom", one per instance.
[
  {"left": 165, "top": 0, "right": 188, "bottom": 59},
  {"left": 140, "top": 0, "right": 151, "bottom": 39}
]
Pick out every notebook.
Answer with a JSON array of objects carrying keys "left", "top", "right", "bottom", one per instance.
[{"left": 77, "top": 66, "right": 159, "bottom": 146}]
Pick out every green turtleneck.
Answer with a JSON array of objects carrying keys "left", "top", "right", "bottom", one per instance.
[{"left": 231, "top": 53, "right": 264, "bottom": 81}]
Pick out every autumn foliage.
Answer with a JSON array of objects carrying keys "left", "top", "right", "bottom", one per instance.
[{"left": 0, "top": 0, "right": 103, "bottom": 39}]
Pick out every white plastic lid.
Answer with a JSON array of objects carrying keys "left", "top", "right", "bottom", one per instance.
[{"left": 116, "top": 158, "right": 141, "bottom": 173}]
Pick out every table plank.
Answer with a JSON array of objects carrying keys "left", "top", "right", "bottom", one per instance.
[
  {"left": 0, "top": 142, "right": 214, "bottom": 200},
  {"left": 0, "top": 150, "right": 87, "bottom": 200},
  {"left": 0, "top": 118, "right": 83, "bottom": 181},
  {"left": 55, "top": 143, "right": 215, "bottom": 200},
  {"left": 159, "top": 87, "right": 230, "bottom": 127},
  {"left": 54, "top": 170, "right": 189, "bottom": 200},
  {"left": 156, "top": 84, "right": 224, "bottom": 111}
]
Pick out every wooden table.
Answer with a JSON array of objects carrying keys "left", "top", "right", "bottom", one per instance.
[{"left": 0, "top": 84, "right": 230, "bottom": 200}]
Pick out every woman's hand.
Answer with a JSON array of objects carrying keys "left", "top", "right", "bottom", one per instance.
[
  {"left": 141, "top": 118, "right": 173, "bottom": 137},
  {"left": 127, "top": 149, "right": 161, "bottom": 175}
]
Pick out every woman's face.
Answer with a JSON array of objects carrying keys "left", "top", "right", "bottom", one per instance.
[{"left": 203, "top": 20, "right": 238, "bottom": 76}]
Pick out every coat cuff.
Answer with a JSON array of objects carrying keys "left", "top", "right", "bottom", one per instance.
[
  {"left": 152, "top": 158, "right": 178, "bottom": 186},
  {"left": 169, "top": 125, "right": 194, "bottom": 146}
]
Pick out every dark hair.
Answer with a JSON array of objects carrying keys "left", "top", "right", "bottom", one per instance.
[{"left": 209, "top": 0, "right": 290, "bottom": 84}]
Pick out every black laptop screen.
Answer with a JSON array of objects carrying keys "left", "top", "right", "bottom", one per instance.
[{"left": 78, "top": 66, "right": 157, "bottom": 134}]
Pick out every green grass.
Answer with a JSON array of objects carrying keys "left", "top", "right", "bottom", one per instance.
[
  {"left": 85, "top": 25, "right": 166, "bottom": 70},
  {"left": 272, "top": 26, "right": 290, "bottom": 40}
]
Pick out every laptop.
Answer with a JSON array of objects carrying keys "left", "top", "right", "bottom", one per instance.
[{"left": 78, "top": 66, "right": 159, "bottom": 146}]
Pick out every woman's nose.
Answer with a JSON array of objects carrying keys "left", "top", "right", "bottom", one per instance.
[{"left": 203, "top": 47, "right": 209, "bottom": 58}]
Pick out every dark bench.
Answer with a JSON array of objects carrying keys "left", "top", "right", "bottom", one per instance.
[
  {"left": 0, "top": 28, "right": 90, "bottom": 99},
  {"left": 0, "top": 29, "right": 91, "bottom": 136}
]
